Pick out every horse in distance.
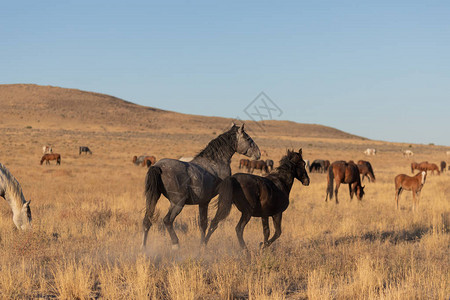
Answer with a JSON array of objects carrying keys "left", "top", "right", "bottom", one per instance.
[
  {"left": 141, "top": 123, "right": 261, "bottom": 250},
  {"left": 42, "top": 145, "right": 52, "bottom": 154},
  {"left": 205, "top": 149, "right": 309, "bottom": 250},
  {"left": 40, "top": 153, "right": 61, "bottom": 165},
  {"left": 364, "top": 148, "right": 376, "bottom": 156},
  {"left": 0, "top": 163, "right": 32, "bottom": 230},
  {"left": 325, "top": 161, "right": 365, "bottom": 204},
  {"left": 441, "top": 161, "right": 447, "bottom": 173},
  {"left": 394, "top": 171, "right": 427, "bottom": 211},
  {"left": 239, "top": 159, "right": 250, "bottom": 170},
  {"left": 424, "top": 162, "right": 440, "bottom": 175},
  {"left": 79, "top": 146, "right": 92, "bottom": 155},
  {"left": 403, "top": 150, "right": 414, "bottom": 157},
  {"left": 144, "top": 156, "right": 157, "bottom": 167},
  {"left": 357, "top": 160, "right": 376, "bottom": 182},
  {"left": 265, "top": 159, "right": 274, "bottom": 171},
  {"left": 247, "top": 160, "right": 269, "bottom": 174}
]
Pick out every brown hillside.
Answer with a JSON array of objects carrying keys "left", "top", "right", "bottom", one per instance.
[{"left": 0, "top": 84, "right": 361, "bottom": 139}]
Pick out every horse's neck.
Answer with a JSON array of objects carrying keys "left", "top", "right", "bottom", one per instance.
[
  {"left": 2, "top": 189, "right": 23, "bottom": 217},
  {"left": 269, "top": 170, "right": 295, "bottom": 195}
]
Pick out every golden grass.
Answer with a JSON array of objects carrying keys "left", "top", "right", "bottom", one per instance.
[{"left": 0, "top": 123, "right": 449, "bottom": 299}]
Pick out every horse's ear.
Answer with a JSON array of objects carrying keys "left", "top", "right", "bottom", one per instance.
[
  {"left": 230, "top": 122, "right": 236, "bottom": 128},
  {"left": 241, "top": 123, "right": 245, "bottom": 131},
  {"left": 298, "top": 148, "right": 302, "bottom": 155}
]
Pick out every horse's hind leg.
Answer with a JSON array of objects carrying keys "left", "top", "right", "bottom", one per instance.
[
  {"left": 334, "top": 182, "right": 341, "bottom": 204},
  {"left": 265, "top": 213, "right": 282, "bottom": 248},
  {"left": 349, "top": 184, "right": 354, "bottom": 200},
  {"left": 260, "top": 217, "right": 270, "bottom": 248},
  {"left": 235, "top": 212, "right": 251, "bottom": 250},
  {"left": 164, "top": 201, "right": 185, "bottom": 249},
  {"left": 199, "top": 204, "right": 208, "bottom": 245}
]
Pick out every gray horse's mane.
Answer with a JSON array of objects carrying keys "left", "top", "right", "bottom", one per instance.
[
  {"left": 194, "top": 126, "right": 238, "bottom": 161},
  {"left": 0, "top": 163, "right": 26, "bottom": 205}
]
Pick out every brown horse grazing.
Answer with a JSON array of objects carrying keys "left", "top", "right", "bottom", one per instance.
[
  {"left": 325, "top": 161, "right": 365, "bottom": 204},
  {"left": 205, "top": 149, "right": 309, "bottom": 250},
  {"left": 357, "top": 160, "right": 376, "bottom": 182},
  {"left": 424, "top": 162, "right": 440, "bottom": 175},
  {"left": 239, "top": 159, "right": 250, "bottom": 169},
  {"left": 40, "top": 153, "right": 61, "bottom": 165},
  {"left": 394, "top": 171, "right": 427, "bottom": 211},
  {"left": 411, "top": 161, "right": 428, "bottom": 173},
  {"left": 441, "top": 161, "right": 447, "bottom": 173},
  {"left": 143, "top": 156, "right": 156, "bottom": 167},
  {"left": 247, "top": 160, "right": 269, "bottom": 174}
]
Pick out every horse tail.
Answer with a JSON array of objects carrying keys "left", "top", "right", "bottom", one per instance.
[
  {"left": 57, "top": 155, "right": 61, "bottom": 165},
  {"left": 205, "top": 176, "right": 242, "bottom": 244},
  {"left": 326, "top": 166, "right": 334, "bottom": 200},
  {"left": 144, "top": 166, "right": 164, "bottom": 224}
]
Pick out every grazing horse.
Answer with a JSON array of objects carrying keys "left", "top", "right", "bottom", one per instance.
[
  {"left": 141, "top": 124, "right": 260, "bottom": 249},
  {"left": 310, "top": 159, "right": 329, "bottom": 173},
  {"left": 40, "top": 153, "right": 61, "bottom": 165},
  {"left": 79, "top": 146, "right": 92, "bottom": 155},
  {"left": 42, "top": 145, "right": 52, "bottom": 154},
  {"left": 205, "top": 149, "right": 309, "bottom": 250},
  {"left": 424, "top": 162, "right": 440, "bottom": 175},
  {"left": 440, "top": 161, "right": 447, "bottom": 173},
  {"left": 144, "top": 156, "right": 156, "bottom": 167},
  {"left": 325, "top": 161, "right": 365, "bottom": 204},
  {"left": 403, "top": 150, "right": 414, "bottom": 157},
  {"left": 394, "top": 171, "right": 427, "bottom": 211},
  {"left": 239, "top": 159, "right": 250, "bottom": 169},
  {"left": 364, "top": 148, "right": 376, "bottom": 156},
  {"left": 248, "top": 160, "right": 269, "bottom": 174},
  {"left": 265, "top": 159, "right": 274, "bottom": 171},
  {"left": 0, "top": 163, "right": 32, "bottom": 230},
  {"left": 357, "top": 160, "right": 376, "bottom": 182}
]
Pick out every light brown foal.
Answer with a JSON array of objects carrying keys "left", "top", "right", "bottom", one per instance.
[{"left": 394, "top": 171, "right": 427, "bottom": 211}]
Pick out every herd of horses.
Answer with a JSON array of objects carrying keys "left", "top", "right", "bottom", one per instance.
[
  {"left": 39, "top": 146, "right": 92, "bottom": 165},
  {"left": 1, "top": 123, "right": 449, "bottom": 252}
]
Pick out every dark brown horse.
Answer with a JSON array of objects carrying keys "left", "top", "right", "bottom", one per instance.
[
  {"left": 239, "top": 159, "right": 250, "bottom": 169},
  {"left": 247, "top": 160, "right": 269, "bottom": 174},
  {"left": 310, "top": 159, "right": 330, "bottom": 173},
  {"left": 357, "top": 160, "right": 376, "bottom": 182},
  {"left": 40, "top": 153, "right": 61, "bottom": 165},
  {"left": 325, "top": 161, "right": 365, "bottom": 203},
  {"left": 395, "top": 171, "right": 427, "bottom": 211},
  {"left": 205, "top": 149, "right": 309, "bottom": 250},
  {"left": 441, "top": 161, "right": 447, "bottom": 173}
]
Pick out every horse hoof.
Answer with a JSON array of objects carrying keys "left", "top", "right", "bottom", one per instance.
[{"left": 171, "top": 244, "right": 180, "bottom": 250}]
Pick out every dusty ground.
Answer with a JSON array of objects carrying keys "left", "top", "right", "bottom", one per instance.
[{"left": 0, "top": 85, "right": 448, "bottom": 299}]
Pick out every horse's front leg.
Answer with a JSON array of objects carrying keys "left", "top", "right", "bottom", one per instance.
[
  {"left": 349, "top": 183, "right": 354, "bottom": 200},
  {"left": 199, "top": 204, "right": 208, "bottom": 245}
]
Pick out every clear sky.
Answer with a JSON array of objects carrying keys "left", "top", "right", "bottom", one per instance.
[{"left": 1, "top": 1, "right": 449, "bottom": 146}]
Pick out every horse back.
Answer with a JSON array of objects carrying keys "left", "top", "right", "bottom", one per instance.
[{"left": 233, "top": 173, "right": 289, "bottom": 217}]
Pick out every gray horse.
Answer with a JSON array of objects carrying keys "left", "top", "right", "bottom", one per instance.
[
  {"left": 0, "top": 163, "right": 32, "bottom": 230},
  {"left": 142, "top": 124, "right": 260, "bottom": 249}
]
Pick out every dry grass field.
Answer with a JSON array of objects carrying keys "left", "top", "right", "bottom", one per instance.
[{"left": 0, "top": 84, "right": 449, "bottom": 299}]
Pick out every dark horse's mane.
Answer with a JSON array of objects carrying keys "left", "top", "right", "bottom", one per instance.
[
  {"left": 273, "top": 151, "right": 297, "bottom": 174},
  {"left": 194, "top": 126, "right": 238, "bottom": 161}
]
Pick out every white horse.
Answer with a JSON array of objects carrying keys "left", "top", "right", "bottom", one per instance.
[
  {"left": 364, "top": 148, "right": 376, "bottom": 156},
  {"left": 403, "top": 150, "right": 414, "bottom": 157},
  {"left": 42, "top": 145, "right": 53, "bottom": 154},
  {"left": 0, "top": 163, "right": 32, "bottom": 230}
]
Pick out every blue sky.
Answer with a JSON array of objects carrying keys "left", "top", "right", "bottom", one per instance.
[{"left": 1, "top": 1, "right": 449, "bottom": 145}]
